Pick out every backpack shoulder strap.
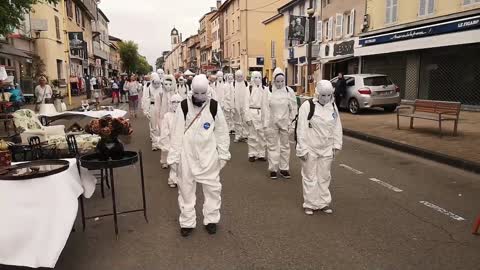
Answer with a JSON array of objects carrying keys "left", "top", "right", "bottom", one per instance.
[
  {"left": 233, "top": 81, "right": 236, "bottom": 87},
  {"left": 269, "top": 85, "right": 272, "bottom": 92},
  {"left": 181, "top": 99, "right": 188, "bottom": 121},
  {"left": 210, "top": 99, "right": 218, "bottom": 119},
  {"left": 244, "top": 81, "right": 248, "bottom": 87},
  {"left": 307, "top": 99, "right": 315, "bottom": 121}
]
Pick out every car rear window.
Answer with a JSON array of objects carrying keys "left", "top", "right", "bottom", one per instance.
[{"left": 363, "top": 76, "right": 392, "bottom": 86}]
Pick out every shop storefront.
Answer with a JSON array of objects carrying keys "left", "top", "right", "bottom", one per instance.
[
  {"left": 357, "top": 13, "right": 480, "bottom": 106},
  {"left": 319, "top": 37, "right": 359, "bottom": 80}
]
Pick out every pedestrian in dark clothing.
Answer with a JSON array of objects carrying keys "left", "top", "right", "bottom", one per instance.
[
  {"left": 119, "top": 76, "right": 127, "bottom": 103},
  {"left": 262, "top": 75, "right": 269, "bottom": 87},
  {"left": 334, "top": 73, "right": 347, "bottom": 107}
]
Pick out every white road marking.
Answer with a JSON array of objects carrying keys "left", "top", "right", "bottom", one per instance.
[
  {"left": 339, "top": 164, "right": 364, "bottom": 175},
  {"left": 419, "top": 201, "right": 466, "bottom": 221},
  {"left": 369, "top": 178, "right": 403, "bottom": 193}
]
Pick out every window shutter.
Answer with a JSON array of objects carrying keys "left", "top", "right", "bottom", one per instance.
[
  {"left": 386, "top": 0, "right": 392, "bottom": 23},
  {"left": 335, "top": 13, "right": 343, "bottom": 38},
  {"left": 349, "top": 9, "right": 355, "bottom": 35},
  {"left": 316, "top": 18, "right": 323, "bottom": 41},
  {"left": 427, "top": 0, "right": 435, "bottom": 14},
  {"left": 285, "top": 27, "right": 289, "bottom": 47},
  {"left": 328, "top": 17, "right": 333, "bottom": 40},
  {"left": 392, "top": 0, "right": 398, "bottom": 22},
  {"left": 419, "top": 0, "right": 426, "bottom": 16}
]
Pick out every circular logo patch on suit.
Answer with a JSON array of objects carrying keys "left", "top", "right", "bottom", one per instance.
[{"left": 203, "top": 122, "right": 211, "bottom": 130}]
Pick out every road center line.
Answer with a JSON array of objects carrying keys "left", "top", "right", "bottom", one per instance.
[
  {"left": 369, "top": 178, "right": 403, "bottom": 193},
  {"left": 339, "top": 164, "right": 364, "bottom": 175},
  {"left": 419, "top": 201, "right": 466, "bottom": 221}
]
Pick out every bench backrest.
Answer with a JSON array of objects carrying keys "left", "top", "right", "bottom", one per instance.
[{"left": 414, "top": 99, "right": 461, "bottom": 115}]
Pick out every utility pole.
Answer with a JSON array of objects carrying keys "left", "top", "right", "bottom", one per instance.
[{"left": 306, "top": 0, "right": 315, "bottom": 96}]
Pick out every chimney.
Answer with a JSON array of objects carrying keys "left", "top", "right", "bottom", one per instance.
[
  {"left": 217, "top": 0, "right": 221, "bottom": 9},
  {"left": 211, "top": 7, "right": 216, "bottom": 12}
]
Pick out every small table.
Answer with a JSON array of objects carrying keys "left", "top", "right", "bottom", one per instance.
[{"left": 79, "top": 151, "right": 148, "bottom": 238}]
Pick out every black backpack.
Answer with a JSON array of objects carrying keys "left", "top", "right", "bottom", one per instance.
[
  {"left": 293, "top": 99, "right": 337, "bottom": 143},
  {"left": 181, "top": 99, "right": 218, "bottom": 121}
]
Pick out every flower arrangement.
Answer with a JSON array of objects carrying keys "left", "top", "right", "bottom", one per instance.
[{"left": 85, "top": 116, "right": 133, "bottom": 139}]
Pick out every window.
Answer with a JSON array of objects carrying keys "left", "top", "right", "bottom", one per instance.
[
  {"left": 419, "top": 0, "right": 435, "bottom": 16},
  {"left": 232, "top": 19, "right": 235, "bottom": 34},
  {"left": 299, "top": 3, "right": 305, "bottom": 16},
  {"left": 316, "top": 17, "right": 323, "bottom": 41},
  {"left": 225, "top": 20, "right": 228, "bottom": 35},
  {"left": 54, "top": 16, "right": 60, "bottom": 40},
  {"left": 225, "top": 42, "right": 229, "bottom": 57},
  {"left": 335, "top": 13, "right": 343, "bottom": 38},
  {"left": 322, "top": 0, "right": 331, "bottom": 8},
  {"left": 56, "top": 59, "right": 63, "bottom": 79},
  {"left": 386, "top": 0, "right": 398, "bottom": 24},
  {"left": 75, "top": 6, "right": 81, "bottom": 25},
  {"left": 81, "top": 13, "right": 86, "bottom": 28},
  {"left": 238, "top": 42, "right": 240, "bottom": 55},
  {"left": 237, "top": 16, "right": 240, "bottom": 31},
  {"left": 285, "top": 27, "right": 289, "bottom": 47},
  {"left": 463, "top": 0, "right": 480, "bottom": 5},
  {"left": 66, "top": 0, "right": 73, "bottom": 18},
  {"left": 325, "top": 17, "right": 333, "bottom": 41},
  {"left": 271, "top": 40, "right": 276, "bottom": 58},
  {"left": 237, "top": 0, "right": 240, "bottom": 10},
  {"left": 233, "top": 43, "right": 235, "bottom": 57},
  {"left": 346, "top": 9, "right": 355, "bottom": 36}
]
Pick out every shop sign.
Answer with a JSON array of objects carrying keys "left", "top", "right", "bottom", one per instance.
[
  {"left": 256, "top": 57, "right": 264, "bottom": 66},
  {"left": 334, "top": 40, "right": 354, "bottom": 56},
  {"left": 359, "top": 15, "right": 480, "bottom": 47}
]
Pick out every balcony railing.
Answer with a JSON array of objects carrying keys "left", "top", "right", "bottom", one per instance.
[{"left": 93, "top": 41, "right": 109, "bottom": 60}]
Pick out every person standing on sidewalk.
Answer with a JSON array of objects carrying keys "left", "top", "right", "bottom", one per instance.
[
  {"left": 334, "top": 73, "right": 346, "bottom": 107},
  {"left": 262, "top": 68, "right": 297, "bottom": 180},
  {"left": 296, "top": 80, "right": 342, "bottom": 216},
  {"left": 167, "top": 74, "right": 230, "bottom": 237},
  {"left": 124, "top": 75, "right": 141, "bottom": 118},
  {"left": 111, "top": 78, "right": 120, "bottom": 104}
]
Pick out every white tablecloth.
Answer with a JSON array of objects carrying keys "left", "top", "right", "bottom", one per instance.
[
  {"left": 0, "top": 159, "right": 96, "bottom": 268},
  {"left": 39, "top": 109, "right": 127, "bottom": 119}
]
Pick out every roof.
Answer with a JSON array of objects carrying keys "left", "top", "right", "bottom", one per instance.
[
  {"left": 199, "top": 10, "right": 217, "bottom": 23},
  {"left": 109, "top": 35, "right": 122, "bottom": 42},
  {"left": 0, "top": 43, "right": 31, "bottom": 59},
  {"left": 217, "top": 0, "right": 234, "bottom": 12},
  {"left": 262, "top": 13, "right": 283, "bottom": 24},
  {"left": 97, "top": 9, "right": 110, "bottom": 23},
  {"left": 278, "top": 0, "right": 302, "bottom": 13}
]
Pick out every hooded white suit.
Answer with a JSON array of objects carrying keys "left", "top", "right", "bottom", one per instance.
[
  {"left": 167, "top": 75, "right": 231, "bottom": 229},
  {"left": 212, "top": 71, "right": 227, "bottom": 107},
  {"left": 143, "top": 73, "right": 164, "bottom": 150},
  {"left": 245, "top": 71, "right": 268, "bottom": 159},
  {"left": 232, "top": 70, "right": 249, "bottom": 141},
  {"left": 222, "top": 73, "right": 235, "bottom": 132},
  {"left": 296, "top": 80, "right": 342, "bottom": 210},
  {"left": 159, "top": 75, "right": 177, "bottom": 164},
  {"left": 177, "top": 76, "right": 190, "bottom": 99},
  {"left": 160, "top": 93, "right": 183, "bottom": 187},
  {"left": 262, "top": 68, "right": 298, "bottom": 173}
]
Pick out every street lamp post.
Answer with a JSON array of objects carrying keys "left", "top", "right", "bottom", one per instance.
[{"left": 306, "top": 0, "right": 315, "bottom": 96}]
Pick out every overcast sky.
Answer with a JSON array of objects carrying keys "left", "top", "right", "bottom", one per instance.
[{"left": 99, "top": 0, "right": 218, "bottom": 68}]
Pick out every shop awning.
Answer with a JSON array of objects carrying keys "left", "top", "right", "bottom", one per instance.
[
  {"left": 0, "top": 44, "right": 31, "bottom": 59},
  {"left": 355, "top": 28, "right": 480, "bottom": 57},
  {"left": 320, "top": 55, "right": 354, "bottom": 64}
]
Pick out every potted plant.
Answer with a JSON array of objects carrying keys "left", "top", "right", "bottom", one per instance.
[{"left": 85, "top": 116, "right": 133, "bottom": 160}]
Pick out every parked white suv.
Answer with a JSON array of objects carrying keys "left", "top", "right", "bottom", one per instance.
[{"left": 331, "top": 74, "right": 401, "bottom": 114}]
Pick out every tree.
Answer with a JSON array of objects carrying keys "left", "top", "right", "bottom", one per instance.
[
  {"left": 0, "top": 0, "right": 59, "bottom": 36},
  {"left": 155, "top": 56, "right": 165, "bottom": 70},
  {"left": 119, "top": 41, "right": 139, "bottom": 74},
  {"left": 137, "top": 56, "right": 152, "bottom": 75}
]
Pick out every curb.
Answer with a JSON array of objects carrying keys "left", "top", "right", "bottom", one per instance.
[{"left": 343, "top": 128, "right": 480, "bottom": 175}]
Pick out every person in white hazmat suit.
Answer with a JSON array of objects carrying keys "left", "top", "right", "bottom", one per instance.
[
  {"left": 296, "top": 80, "right": 342, "bottom": 215},
  {"left": 158, "top": 74, "right": 177, "bottom": 168},
  {"left": 156, "top": 69, "right": 165, "bottom": 80},
  {"left": 177, "top": 76, "right": 190, "bottom": 99},
  {"left": 262, "top": 67, "right": 298, "bottom": 179},
  {"left": 143, "top": 73, "right": 164, "bottom": 151},
  {"left": 223, "top": 73, "right": 235, "bottom": 133},
  {"left": 167, "top": 74, "right": 231, "bottom": 237},
  {"left": 212, "top": 71, "right": 227, "bottom": 107},
  {"left": 245, "top": 71, "right": 268, "bottom": 162},
  {"left": 232, "top": 70, "right": 249, "bottom": 142},
  {"left": 159, "top": 93, "right": 183, "bottom": 188}
]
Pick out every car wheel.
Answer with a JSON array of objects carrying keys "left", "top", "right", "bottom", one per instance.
[
  {"left": 384, "top": 105, "right": 397, "bottom": 113},
  {"left": 348, "top": 98, "right": 360, "bottom": 114}
]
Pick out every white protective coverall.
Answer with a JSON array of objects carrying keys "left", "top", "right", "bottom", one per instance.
[
  {"left": 159, "top": 93, "right": 183, "bottom": 187},
  {"left": 177, "top": 76, "right": 190, "bottom": 99},
  {"left": 232, "top": 70, "right": 249, "bottom": 141},
  {"left": 212, "top": 71, "right": 227, "bottom": 107},
  {"left": 143, "top": 73, "right": 164, "bottom": 150},
  {"left": 167, "top": 75, "right": 231, "bottom": 228},
  {"left": 262, "top": 68, "right": 298, "bottom": 173},
  {"left": 245, "top": 71, "right": 268, "bottom": 159},
  {"left": 296, "top": 80, "right": 343, "bottom": 210},
  {"left": 223, "top": 73, "right": 235, "bottom": 132},
  {"left": 159, "top": 75, "right": 177, "bottom": 165}
]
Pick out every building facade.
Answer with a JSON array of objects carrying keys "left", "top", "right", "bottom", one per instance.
[
  {"left": 357, "top": 0, "right": 480, "bottom": 106},
  {"left": 262, "top": 13, "right": 286, "bottom": 82},
  {"left": 199, "top": 10, "right": 216, "bottom": 74},
  {"left": 164, "top": 28, "right": 185, "bottom": 74},
  {"left": 94, "top": 9, "right": 110, "bottom": 77},
  {"left": 108, "top": 35, "right": 122, "bottom": 76},
  {"left": 210, "top": 6, "right": 223, "bottom": 72}
]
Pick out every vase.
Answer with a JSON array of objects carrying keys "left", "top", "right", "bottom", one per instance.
[{"left": 96, "top": 137, "right": 125, "bottom": 160}]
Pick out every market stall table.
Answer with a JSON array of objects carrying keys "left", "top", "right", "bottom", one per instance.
[{"left": 0, "top": 159, "right": 96, "bottom": 268}]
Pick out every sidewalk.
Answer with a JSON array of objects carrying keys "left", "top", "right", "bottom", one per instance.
[{"left": 340, "top": 109, "right": 480, "bottom": 167}]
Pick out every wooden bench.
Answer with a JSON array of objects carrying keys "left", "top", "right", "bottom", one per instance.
[{"left": 397, "top": 99, "right": 461, "bottom": 136}]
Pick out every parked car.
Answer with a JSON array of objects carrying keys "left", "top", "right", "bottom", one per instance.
[{"left": 331, "top": 74, "right": 401, "bottom": 114}]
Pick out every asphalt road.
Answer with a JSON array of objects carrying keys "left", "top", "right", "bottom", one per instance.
[{"left": 18, "top": 111, "right": 480, "bottom": 270}]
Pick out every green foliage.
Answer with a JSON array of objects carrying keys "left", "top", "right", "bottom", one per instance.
[
  {"left": 137, "top": 56, "right": 152, "bottom": 75},
  {"left": 119, "top": 41, "right": 151, "bottom": 75},
  {"left": 0, "top": 0, "right": 59, "bottom": 36}
]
